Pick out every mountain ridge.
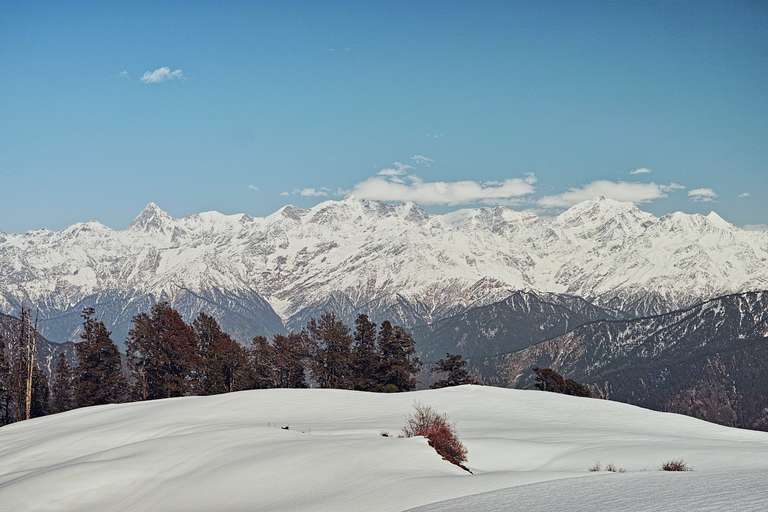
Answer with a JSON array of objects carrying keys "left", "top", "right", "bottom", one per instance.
[{"left": 1, "top": 197, "right": 765, "bottom": 343}]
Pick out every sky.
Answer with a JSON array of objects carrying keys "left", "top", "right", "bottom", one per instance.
[{"left": 1, "top": 0, "right": 766, "bottom": 232}]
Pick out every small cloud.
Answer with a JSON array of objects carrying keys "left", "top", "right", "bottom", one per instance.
[
  {"left": 426, "top": 132, "right": 444, "bottom": 139},
  {"left": 377, "top": 162, "right": 412, "bottom": 177},
  {"left": 629, "top": 167, "right": 652, "bottom": 175},
  {"left": 688, "top": 187, "right": 718, "bottom": 202},
  {"left": 410, "top": 155, "right": 434, "bottom": 166},
  {"left": 660, "top": 182, "right": 685, "bottom": 192},
  {"left": 282, "top": 187, "right": 332, "bottom": 197},
  {"left": 744, "top": 224, "right": 768, "bottom": 232},
  {"left": 248, "top": 185, "right": 259, "bottom": 192},
  {"left": 141, "top": 66, "right": 184, "bottom": 84},
  {"left": 738, "top": 192, "right": 751, "bottom": 198},
  {"left": 119, "top": 70, "right": 129, "bottom": 78},
  {"left": 538, "top": 180, "right": 680, "bottom": 208}
]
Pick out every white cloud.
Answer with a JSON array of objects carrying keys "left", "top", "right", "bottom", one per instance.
[
  {"left": 141, "top": 66, "right": 184, "bottom": 84},
  {"left": 248, "top": 185, "right": 259, "bottom": 192},
  {"left": 538, "top": 180, "right": 681, "bottom": 208},
  {"left": 119, "top": 70, "right": 129, "bottom": 78},
  {"left": 410, "top": 155, "right": 434, "bottom": 166},
  {"left": 744, "top": 224, "right": 768, "bottom": 232},
  {"left": 661, "top": 182, "right": 685, "bottom": 192},
  {"left": 377, "top": 162, "right": 412, "bottom": 177},
  {"left": 629, "top": 167, "right": 652, "bottom": 175},
  {"left": 349, "top": 175, "right": 535, "bottom": 205},
  {"left": 282, "top": 187, "right": 332, "bottom": 197},
  {"left": 688, "top": 187, "right": 718, "bottom": 202},
  {"left": 738, "top": 192, "right": 751, "bottom": 198}
]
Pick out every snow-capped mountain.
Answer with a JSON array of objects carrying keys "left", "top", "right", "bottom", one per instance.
[
  {"left": 413, "top": 290, "right": 620, "bottom": 373},
  {"left": 500, "top": 291, "right": 768, "bottom": 430},
  {"left": 0, "top": 197, "right": 766, "bottom": 344}
]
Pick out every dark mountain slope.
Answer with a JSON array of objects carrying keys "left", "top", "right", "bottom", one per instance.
[{"left": 500, "top": 291, "right": 768, "bottom": 429}]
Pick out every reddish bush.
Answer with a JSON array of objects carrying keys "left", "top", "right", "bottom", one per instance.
[
  {"left": 661, "top": 459, "right": 690, "bottom": 471},
  {"left": 403, "top": 403, "right": 469, "bottom": 471}
]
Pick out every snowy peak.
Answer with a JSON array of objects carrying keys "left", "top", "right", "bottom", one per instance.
[
  {"left": 1, "top": 197, "right": 766, "bottom": 343},
  {"left": 556, "top": 197, "right": 656, "bottom": 226},
  {"left": 129, "top": 202, "right": 175, "bottom": 234}
]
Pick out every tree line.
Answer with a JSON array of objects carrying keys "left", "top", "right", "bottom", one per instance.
[{"left": 2, "top": 303, "right": 477, "bottom": 425}]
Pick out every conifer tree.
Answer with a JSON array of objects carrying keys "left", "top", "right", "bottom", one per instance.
[
  {"left": 272, "top": 333, "right": 308, "bottom": 388},
  {"left": 51, "top": 352, "right": 74, "bottom": 413},
  {"left": 127, "top": 303, "right": 198, "bottom": 400},
  {"left": 30, "top": 366, "right": 49, "bottom": 418},
  {"left": 75, "top": 307, "right": 126, "bottom": 408},
  {"left": 430, "top": 353, "right": 477, "bottom": 389},
  {"left": 0, "top": 335, "right": 11, "bottom": 425},
  {"left": 377, "top": 322, "right": 421, "bottom": 392},
  {"left": 351, "top": 314, "right": 379, "bottom": 391},
  {"left": 193, "top": 312, "right": 248, "bottom": 395},
  {"left": 307, "top": 313, "right": 353, "bottom": 389},
  {"left": 248, "top": 336, "right": 276, "bottom": 389}
]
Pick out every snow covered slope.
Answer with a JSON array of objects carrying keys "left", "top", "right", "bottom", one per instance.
[
  {"left": 1, "top": 197, "right": 766, "bottom": 343},
  {"left": 1, "top": 386, "right": 767, "bottom": 512}
]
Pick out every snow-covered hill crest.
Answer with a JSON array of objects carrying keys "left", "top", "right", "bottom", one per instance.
[
  {"left": 1, "top": 386, "right": 767, "bottom": 512},
  {"left": 1, "top": 197, "right": 766, "bottom": 342}
]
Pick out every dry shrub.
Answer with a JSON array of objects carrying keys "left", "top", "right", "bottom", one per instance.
[
  {"left": 589, "top": 462, "right": 602, "bottom": 472},
  {"left": 403, "top": 403, "right": 469, "bottom": 471},
  {"left": 661, "top": 459, "right": 690, "bottom": 472}
]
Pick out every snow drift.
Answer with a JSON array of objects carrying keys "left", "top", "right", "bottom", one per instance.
[{"left": 1, "top": 386, "right": 767, "bottom": 511}]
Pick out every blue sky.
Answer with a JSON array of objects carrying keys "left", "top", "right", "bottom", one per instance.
[{"left": 1, "top": 1, "right": 766, "bottom": 231}]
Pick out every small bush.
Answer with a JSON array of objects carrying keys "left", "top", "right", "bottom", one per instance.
[
  {"left": 589, "top": 462, "right": 602, "bottom": 472},
  {"left": 605, "top": 463, "right": 624, "bottom": 473},
  {"left": 661, "top": 459, "right": 690, "bottom": 472},
  {"left": 403, "top": 403, "right": 469, "bottom": 471}
]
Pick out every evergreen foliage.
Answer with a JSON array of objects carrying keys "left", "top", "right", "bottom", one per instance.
[
  {"left": 533, "top": 367, "right": 592, "bottom": 398},
  {"left": 307, "top": 313, "right": 354, "bottom": 389},
  {"left": 431, "top": 353, "right": 477, "bottom": 389},
  {"left": 51, "top": 353, "right": 74, "bottom": 414},
  {"left": 351, "top": 314, "right": 379, "bottom": 391},
  {"left": 0, "top": 336, "right": 11, "bottom": 425},
  {"left": 127, "top": 303, "right": 198, "bottom": 400},
  {"left": 3, "top": 305, "right": 425, "bottom": 424},
  {"left": 30, "top": 366, "right": 49, "bottom": 418},
  {"left": 377, "top": 322, "right": 421, "bottom": 392},
  {"left": 75, "top": 308, "right": 126, "bottom": 407}
]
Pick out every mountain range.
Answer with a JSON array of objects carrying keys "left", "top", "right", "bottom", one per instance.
[
  {"left": 1, "top": 197, "right": 765, "bottom": 346},
  {"left": 499, "top": 291, "right": 768, "bottom": 430}
]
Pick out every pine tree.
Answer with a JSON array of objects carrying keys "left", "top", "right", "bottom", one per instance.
[
  {"left": 51, "top": 352, "right": 74, "bottom": 413},
  {"left": 0, "top": 335, "right": 11, "bottom": 425},
  {"left": 75, "top": 307, "right": 126, "bottom": 408},
  {"left": 351, "top": 314, "right": 379, "bottom": 391},
  {"left": 248, "top": 336, "right": 276, "bottom": 389},
  {"left": 30, "top": 366, "right": 49, "bottom": 418},
  {"left": 431, "top": 353, "right": 477, "bottom": 389},
  {"left": 307, "top": 313, "right": 353, "bottom": 389},
  {"left": 7, "top": 308, "right": 32, "bottom": 421},
  {"left": 377, "top": 322, "right": 421, "bottom": 392},
  {"left": 533, "top": 367, "right": 592, "bottom": 398},
  {"left": 127, "top": 303, "right": 199, "bottom": 400},
  {"left": 272, "top": 333, "right": 308, "bottom": 388},
  {"left": 193, "top": 313, "right": 248, "bottom": 395}
]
